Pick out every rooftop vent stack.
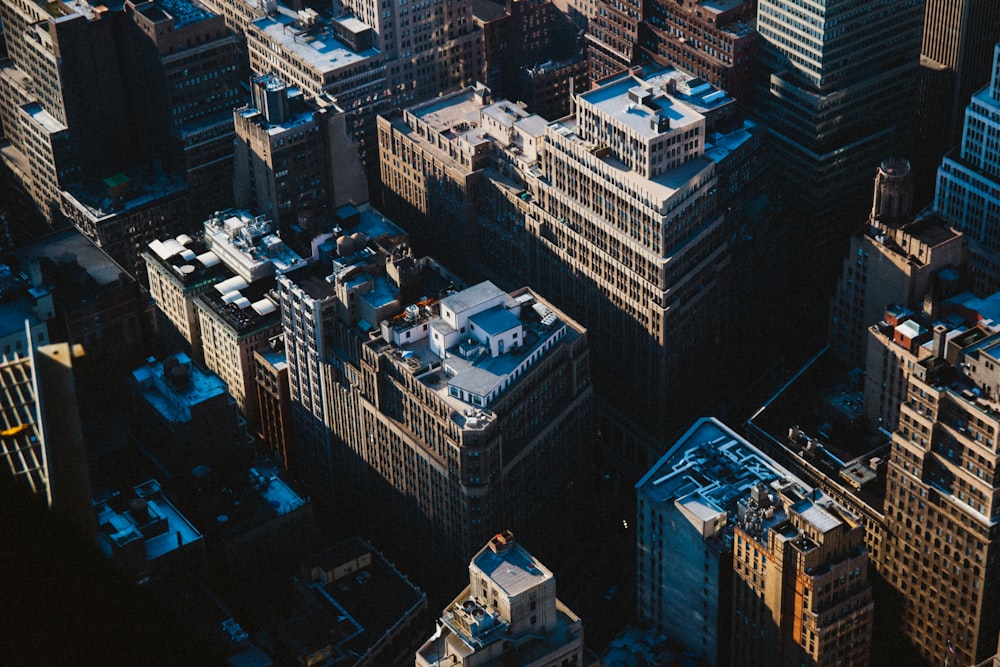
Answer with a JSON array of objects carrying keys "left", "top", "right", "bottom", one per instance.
[
  {"left": 251, "top": 73, "right": 289, "bottom": 125},
  {"left": 932, "top": 323, "right": 949, "bottom": 360},
  {"left": 871, "top": 157, "right": 913, "bottom": 223}
]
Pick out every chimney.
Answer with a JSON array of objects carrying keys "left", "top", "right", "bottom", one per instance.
[{"left": 932, "top": 324, "right": 949, "bottom": 359}]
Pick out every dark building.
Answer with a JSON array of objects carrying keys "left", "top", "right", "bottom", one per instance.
[
  {"left": 123, "top": 0, "right": 242, "bottom": 221},
  {"left": 586, "top": 0, "right": 647, "bottom": 81},
  {"left": 11, "top": 228, "right": 155, "bottom": 371},
  {"left": 473, "top": 0, "right": 587, "bottom": 120},
  {"left": 752, "top": 0, "right": 925, "bottom": 301},
  {"left": 643, "top": 0, "right": 756, "bottom": 102}
]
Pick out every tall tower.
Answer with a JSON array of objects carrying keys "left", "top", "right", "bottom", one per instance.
[
  {"left": 936, "top": 44, "right": 1000, "bottom": 296},
  {"left": 881, "top": 331, "right": 1000, "bottom": 664},
  {"left": 753, "top": 0, "right": 924, "bottom": 291}
]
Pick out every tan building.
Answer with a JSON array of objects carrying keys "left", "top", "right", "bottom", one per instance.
[
  {"left": 277, "top": 205, "right": 592, "bottom": 573},
  {"left": 415, "top": 531, "right": 584, "bottom": 667},
  {"left": 144, "top": 210, "right": 305, "bottom": 427},
  {"left": 882, "top": 330, "right": 1000, "bottom": 664},
  {"left": 732, "top": 489, "right": 873, "bottom": 667},
  {"left": 380, "top": 67, "right": 774, "bottom": 466},
  {"left": 830, "top": 158, "right": 967, "bottom": 366},
  {"left": 253, "top": 344, "right": 292, "bottom": 470}
]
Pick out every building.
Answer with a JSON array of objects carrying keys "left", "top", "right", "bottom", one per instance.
[
  {"left": 752, "top": 0, "right": 924, "bottom": 287},
  {"left": 11, "top": 228, "right": 154, "bottom": 370},
  {"left": 279, "top": 537, "right": 428, "bottom": 666},
  {"left": 130, "top": 352, "right": 248, "bottom": 471},
  {"left": 936, "top": 44, "right": 1000, "bottom": 296},
  {"left": 881, "top": 327, "right": 1000, "bottom": 664},
  {"left": 235, "top": 74, "right": 328, "bottom": 231},
  {"left": 379, "top": 67, "right": 776, "bottom": 468},
  {"left": 144, "top": 209, "right": 305, "bottom": 424},
  {"left": 0, "top": 338, "right": 94, "bottom": 538},
  {"left": 277, "top": 205, "right": 592, "bottom": 571},
  {"left": 335, "top": 0, "right": 485, "bottom": 109},
  {"left": 60, "top": 168, "right": 192, "bottom": 283},
  {"left": 254, "top": 342, "right": 292, "bottom": 469},
  {"left": 586, "top": 0, "right": 646, "bottom": 82},
  {"left": 915, "top": 0, "right": 1000, "bottom": 188},
  {"left": 122, "top": 0, "right": 241, "bottom": 220},
  {"left": 414, "top": 531, "right": 584, "bottom": 667},
  {"left": 94, "top": 479, "right": 206, "bottom": 585},
  {"left": 829, "top": 158, "right": 967, "bottom": 366},
  {"left": 636, "top": 417, "right": 873, "bottom": 667},
  {"left": 0, "top": 263, "right": 52, "bottom": 359},
  {"left": 472, "top": 0, "right": 587, "bottom": 120},
  {"left": 0, "top": 0, "right": 137, "bottom": 223},
  {"left": 171, "top": 465, "right": 319, "bottom": 594},
  {"left": 643, "top": 0, "right": 757, "bottom": 102}
]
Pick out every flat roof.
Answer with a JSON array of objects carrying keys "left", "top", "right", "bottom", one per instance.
[
  {"left": 473, "top": 541, "right": 552, "bottom": 598},
  {"left": 14, "top": 228, "right": 131, "bottom": 288},
  {"left": 157, "top": 0, "right": 214, "bottom": 27},
  {"left": 441, "top": 281, "right": 507, "bottom": 314},
  {"left": 252, "top": 8, "right": 380, "bottom": 76}
]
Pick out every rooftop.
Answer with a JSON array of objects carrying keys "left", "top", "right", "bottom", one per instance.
[
  {"left": 282, "top": 537, "right": 426, "bottom": 665},
  {"left": 62, "top": 166, "right": 188, "bottom": 222},
  {"left": 95, "top": 479, "right": 202, "bottom": 563},
  {"left": 377, "top": 283, "right": 581, "bottom": 420},
  {"left": 203, "top": 210, "right": 306, "bottom": 282},
  {"left": 132, "top": 353, "right": 229, "bottom": 423},
  {"left": 13, "top": 228, "right": 131, "bottom": 289},
  {"left": 637, "top": 418, "right": 811, "bottom": 545},
  {"left": 252, "top": 8, "right": 380, "bottom": 77},
  {"left": 149, "top": 0, "right": 214, "bottom": 28},
  {"left": 146, "top": 233, "right": 228, "bottom": 289},
  {"left": 472, "top": 535, "right": 553, "bottom": 598}
]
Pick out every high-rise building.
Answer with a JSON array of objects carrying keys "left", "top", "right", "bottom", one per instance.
[
  {"left": 829, "top": 158, "right": 967, "bottom": 366},
  {"left": 0, "top": 338, "right": 94, "bottom": 537},
  {"left": 234, "top": 73, "right": 367, "bottom": 233},
  {"left": 0, "top": 0, "right": 136, "bottom": 223},
  {"left": 414, "top": 531, "right": 584, "bottom": 667},
  {"left": 59, "top": 168, "right": 192, "bottom": 284},
  {"left": 636, "top": 417, "right": 873, "bottom": 667},
  {"left": 752, "top": 0, "right": 924, "bottom": 282},
  {"left": 917, "top": 0, "right": 1000, "bottom": 172},
  {"left": 881, "top": 328, "right": 1000, "bottom": 664},
  {"left": 936, "top": 44, "right": 1000, "bottom": 296},
  {"left": 586, "top": 0, "right": 646, "bottom": 82},
  {"left": 379, "top": 67, "right": 775, "bottom": 468},
  {"left": 246, "top": 0, "right": 483, "bottom": 194},
  {"left": 472, "top": 0, "right": 587, "bottom": 120},
  {"left": 122, "top": 0, "right": 242, "bottom": 221},
  {"left": 253, "top": 342, "right": 292, "bottom": 469},
  {"left": 277, "top": 205, "right": 592, "bottom": 569}
]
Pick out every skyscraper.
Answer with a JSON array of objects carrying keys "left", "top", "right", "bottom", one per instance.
[
  {"left": 753, "top": 0, "right": 924, "bottom": 282},
  {"left": 881, "top": 329, "right": 1000, "bottom": 664},
  {"left": 277, "top": 206, "right": 592, "bottom": 571},
  {"left": 936, "top": 44, "right": 1000, "bottom": 296},
  {"left": 380, "top": 67, "right": 775, "bottom": 467}
]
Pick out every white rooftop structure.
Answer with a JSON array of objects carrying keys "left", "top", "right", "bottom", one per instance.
[
  {"left": 379, "top": 282, "right": 574, "bottom": 415},
  {"left": 203, "top": 210, "right": 305, "bottom": 282}
]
